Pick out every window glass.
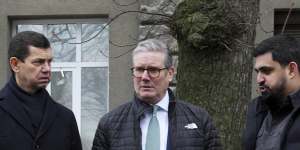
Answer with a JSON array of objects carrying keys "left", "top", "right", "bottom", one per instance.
[
  {"left": 81, "top": 24, "right": 109, "bottom": 62},
  {"left": 50, "top": 71, "right": 73, "bottom": 109},
  {"left": 81, "top": 67, "right": 108, "bottom": 150},
  {"left": 17, "top": 25, "right": 43, "bottom": 33},
  {"left": 47, "top": 24, "right": 77, "bottom": 62}
]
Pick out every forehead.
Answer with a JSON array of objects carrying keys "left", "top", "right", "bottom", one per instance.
[
  {"left": 26, "top": 46, "right": 53, "bottom": 59},
  {"left": 133, "top": 51, "right": 165, "bottom": 67},
  {"left": 254, "top": 52, "right": 280, "bottom": 69}
]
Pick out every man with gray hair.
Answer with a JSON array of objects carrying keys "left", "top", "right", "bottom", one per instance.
[{"left": 92, "top": 39, "right": 222, "bottom": 150}]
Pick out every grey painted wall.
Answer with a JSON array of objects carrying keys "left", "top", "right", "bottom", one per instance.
[{"left": 0, "top": 0, "right": 139, "bottom": 110}]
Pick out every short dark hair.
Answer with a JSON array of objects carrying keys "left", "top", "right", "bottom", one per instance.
[
  {"left": 8, "top": 31, "right": 50, "bottom": 62},
  {"left": 254, "top": 34, "right": 300, "bottom": 70}
]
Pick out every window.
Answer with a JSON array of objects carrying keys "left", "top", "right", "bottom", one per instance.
[
  {"left": 274, "top": 9, "right": 300, "bottom": 40},
  {"left": 13, "top": 19, "right": 109, "bottom": 150}
]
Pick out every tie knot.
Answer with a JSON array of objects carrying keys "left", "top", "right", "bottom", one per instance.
[{"left": 152, "top": 105, "right": 159, "bottom": 116}]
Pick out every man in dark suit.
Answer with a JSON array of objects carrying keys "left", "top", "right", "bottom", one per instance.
[{"left": 0, "top": 31, "right": 82, "bottom": 150}]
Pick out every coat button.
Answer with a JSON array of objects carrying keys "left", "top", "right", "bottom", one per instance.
[{"left": 35, "top": 144, "right": 40, "bottom": 149}]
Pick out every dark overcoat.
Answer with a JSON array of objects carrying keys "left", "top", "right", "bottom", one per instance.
[
  {"left": 0, "top": 83, "right": 82, "bottom": 150},
  {"left": 243, "top": 92, "right": 300, "bottom": 150}
]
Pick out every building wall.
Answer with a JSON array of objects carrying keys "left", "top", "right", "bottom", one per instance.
[{"left": 0, "top": 0, "right": 139, "bottom": 110}]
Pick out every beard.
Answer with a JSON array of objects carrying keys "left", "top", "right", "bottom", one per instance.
[{"left": 260, "top": 77, "right": 288, "bottom": 112}]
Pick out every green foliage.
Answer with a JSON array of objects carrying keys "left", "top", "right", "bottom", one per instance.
[{"left": 172, "top": 0, "right": 242, "bottom": 51}]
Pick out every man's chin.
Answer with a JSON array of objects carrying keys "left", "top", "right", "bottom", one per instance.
[
  {"left": 261, "top": 91, "right": 270, "bottom": 97},
  {"left": 37, "top": 82, "right": 49, "bottom": 89},
  {"left": 137, "top": 93, "right": 158, "bottom": 104},
  {"left": 260, "top": 90, "right": 272, "bottom": 100},
  {"left": 140, "top": 94, "right": 155, "bottom": 99}
]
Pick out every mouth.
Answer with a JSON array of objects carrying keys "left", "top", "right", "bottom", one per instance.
[
  {"left": 39, "top": 77, "right": 50, "bottom": 83},
  {"left": 259, "top": 86, "right": 266, "bottom": 92},
  {"left": 258, "top": 85, "right": 270, "bottom": 94},
  {"left": 140, "top": 85, "right": 153, "bottom": 90}
]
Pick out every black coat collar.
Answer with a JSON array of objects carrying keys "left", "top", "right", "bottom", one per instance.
[
  {"left": 254, "top": 88, "right": 300, "bottom": 115},
  {"left": 0, "top": 79, "right": 58, "bottom": 140},
  {"left": 288, "top": 89, "right": 300, "bottom": 108}
]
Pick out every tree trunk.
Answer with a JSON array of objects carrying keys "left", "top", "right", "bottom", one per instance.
[{"left": 172, "top": 0, "right": 259, "bottom": 149}]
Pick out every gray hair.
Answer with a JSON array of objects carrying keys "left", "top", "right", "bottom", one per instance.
[{"left": 132, "top": 39, "right": 172, "bottom": 68}]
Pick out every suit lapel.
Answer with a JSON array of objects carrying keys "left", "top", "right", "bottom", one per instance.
[
  {"left": 36, "top": 96, "right": 58, "bottom": 139},
  {"left": 0, "top": 85, "right": 35, "bottom": 138}
]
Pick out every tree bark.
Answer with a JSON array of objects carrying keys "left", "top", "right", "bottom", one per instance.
[{"left": 173, "top": 0, "right": 259, "bottom": 149}]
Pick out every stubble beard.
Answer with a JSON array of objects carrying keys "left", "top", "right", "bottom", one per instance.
[{"left": 261, "top": 78, "right": 287, "bottom": 112}]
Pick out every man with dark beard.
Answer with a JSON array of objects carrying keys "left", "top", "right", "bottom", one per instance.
[{"left": 243, "top": 35, "right": 300, "bottom": 150}]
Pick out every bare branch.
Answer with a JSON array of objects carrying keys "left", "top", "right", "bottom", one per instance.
[
  {"left": 140, "top": 0, "right": 176, "bottom": 25},
  {"left": 109, "top": 40, "right": 137, "bottom": 47},
  {"left": 140, "top": 25, "right": 157, "bottom": 40},
  {"left": 140, "top": 18, "right": 171, "bottom": 25},
  {"left": 112, "top": 0, "right": 139, "bottom": 6},
  {"left": 98, "top": 46, "right": 135, "bottom": 59},
  {"left": 50, "top": 10, "right": 172, "bottom": 45},
  {"left": 220, "top": 41, "right": 233, "bottom": 51},
  {"left": 167, "top": 0, "right": 177, "bottom": 5},
  {"left": 49, "top": 1, "right": 175, "bottom": 60},
  {"left": 106, "top": 31, "right": 175, "bottom": 59},
  {"left": 281, "top": 2, "right": 295, "bottom": 34},
  {"left": 101, "top": 37, "right": 148, "bottom": 59},
  {"left": 256, "top": 16, "right": 273, "bottom": 33},
  {"left": 234, "top": 39, "right": 255, "bottom": 48}
]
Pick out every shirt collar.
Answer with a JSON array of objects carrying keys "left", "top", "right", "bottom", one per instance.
[{"left": 155, "top": 90, "right": 169, "bottom": 112}]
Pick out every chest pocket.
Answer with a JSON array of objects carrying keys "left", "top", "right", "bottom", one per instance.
[{"left": 176, "top": 122, "right": 205, "bottom": 149}]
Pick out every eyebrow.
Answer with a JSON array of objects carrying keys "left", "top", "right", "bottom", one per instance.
[
  {"left": 254, "top": 66, "right": 274, "bottom": 73},
  {"left": 31, "top": 57, "right": 53, "bottom": 62}
]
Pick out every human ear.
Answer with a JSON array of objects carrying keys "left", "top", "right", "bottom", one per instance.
[
  {"left": 167, "top": 67, "right": 175, "bottom": 82},
  {"left": 287, "top": 62, "right": 298, "bottom": 79},
  {"left": 9, "top": 57, "right": 20, "bottom": 73}
]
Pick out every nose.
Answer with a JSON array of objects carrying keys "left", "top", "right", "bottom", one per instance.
[
  {"left": 256, "top": 72, "right": 265, "bottom": 85},
  {"left": 141, "top": 70, "right": 150, "bottom": 80},
  {"left": 42, "top": 62, "right": 51, "bottom": 72}
]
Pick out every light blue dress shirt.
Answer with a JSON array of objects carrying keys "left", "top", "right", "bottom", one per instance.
[{"left": 140, "top": 91, "right": 169, "bottom": 150}]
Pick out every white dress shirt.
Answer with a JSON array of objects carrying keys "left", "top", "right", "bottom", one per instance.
[{"left": 140, "top": 91, "right": 169, "bottom": 150}]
